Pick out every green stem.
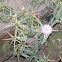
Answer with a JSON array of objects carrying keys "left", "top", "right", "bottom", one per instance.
[{"left": 17, "top": 54, "right": 20, "bottom": 62}]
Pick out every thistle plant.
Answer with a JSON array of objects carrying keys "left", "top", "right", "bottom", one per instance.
[{"left": 0, "top": 0, "right": 62, "bottom": 62}]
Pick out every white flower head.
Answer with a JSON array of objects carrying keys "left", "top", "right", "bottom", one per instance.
[
  {"left": 41, "top": 24, "right": 53, "bottom": 35},
  {"left": 21, "top": 6, "right": 25, "bottom": 10}
]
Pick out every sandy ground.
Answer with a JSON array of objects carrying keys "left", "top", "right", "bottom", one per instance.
[{"left": 4, "top": 0, "right": 50, "bottom": 12}]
